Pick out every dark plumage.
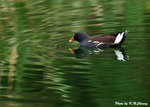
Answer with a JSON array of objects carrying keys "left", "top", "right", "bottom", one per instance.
[{"left": 69, "top": 30, "right": 128, "bottom": 48}]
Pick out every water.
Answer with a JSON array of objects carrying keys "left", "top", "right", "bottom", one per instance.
[{"left": 0, "top": 0, "right": 150, "bottom": 107}]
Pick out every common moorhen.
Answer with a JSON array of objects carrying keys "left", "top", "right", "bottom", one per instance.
[{"left": 69, "top": 30, "right": 128, "bottom": 48}]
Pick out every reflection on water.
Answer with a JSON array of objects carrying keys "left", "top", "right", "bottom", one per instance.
[
  {"left": 69, "top": 47, "right": 129, "bottom": 61},
  {"left": 0, "top": 0, "right": 150, "bottom": 107}
]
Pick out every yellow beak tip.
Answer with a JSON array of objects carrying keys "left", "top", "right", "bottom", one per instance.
[{"left": 69, "top": 40, "right": 72, "bottom": 42}]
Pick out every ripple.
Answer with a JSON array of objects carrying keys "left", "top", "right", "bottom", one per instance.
[{"left": 0, "top": 0, "right": 150, "bottom": 106}]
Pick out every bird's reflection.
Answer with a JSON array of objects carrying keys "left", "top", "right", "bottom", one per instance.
[{"left": 69, "top": 47, "right": 129, "bottom": 61}]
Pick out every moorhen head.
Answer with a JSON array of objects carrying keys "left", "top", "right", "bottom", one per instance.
[{"left": 69, "top": 33, "right": 89, "bottom": 43}]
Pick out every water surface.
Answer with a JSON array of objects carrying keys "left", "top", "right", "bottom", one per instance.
[{"left": 0, "top": 0, "right": 150, "bottom": 107}]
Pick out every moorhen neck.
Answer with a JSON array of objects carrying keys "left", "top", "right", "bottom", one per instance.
[
  {"left": 69, "top": 30, "right": 128, "bottom": 48},
  {"left": 69, "top": 33, "right": 89, "bottom": 42}
]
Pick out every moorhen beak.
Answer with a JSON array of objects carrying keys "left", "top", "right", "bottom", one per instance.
[
  {"left": 69, "top": 30, "right": 128, "bottom": 48},
  {"left": 69, "top": 36, "right": 74, "bottom": 42}
]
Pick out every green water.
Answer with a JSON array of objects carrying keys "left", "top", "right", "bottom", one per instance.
[{"left": 0, "top": 0, "right": 150, "bottom": 107}]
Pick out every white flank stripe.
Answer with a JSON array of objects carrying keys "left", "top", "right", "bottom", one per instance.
[
  {"left": 93, "top": 41, "right": 100, "bottom": 44},
  {"left": 88, "top": 40, "right": 92, "bottom": 42},
  {"left": 114, "top": 32, "right": 124, "bottom": 44}
]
